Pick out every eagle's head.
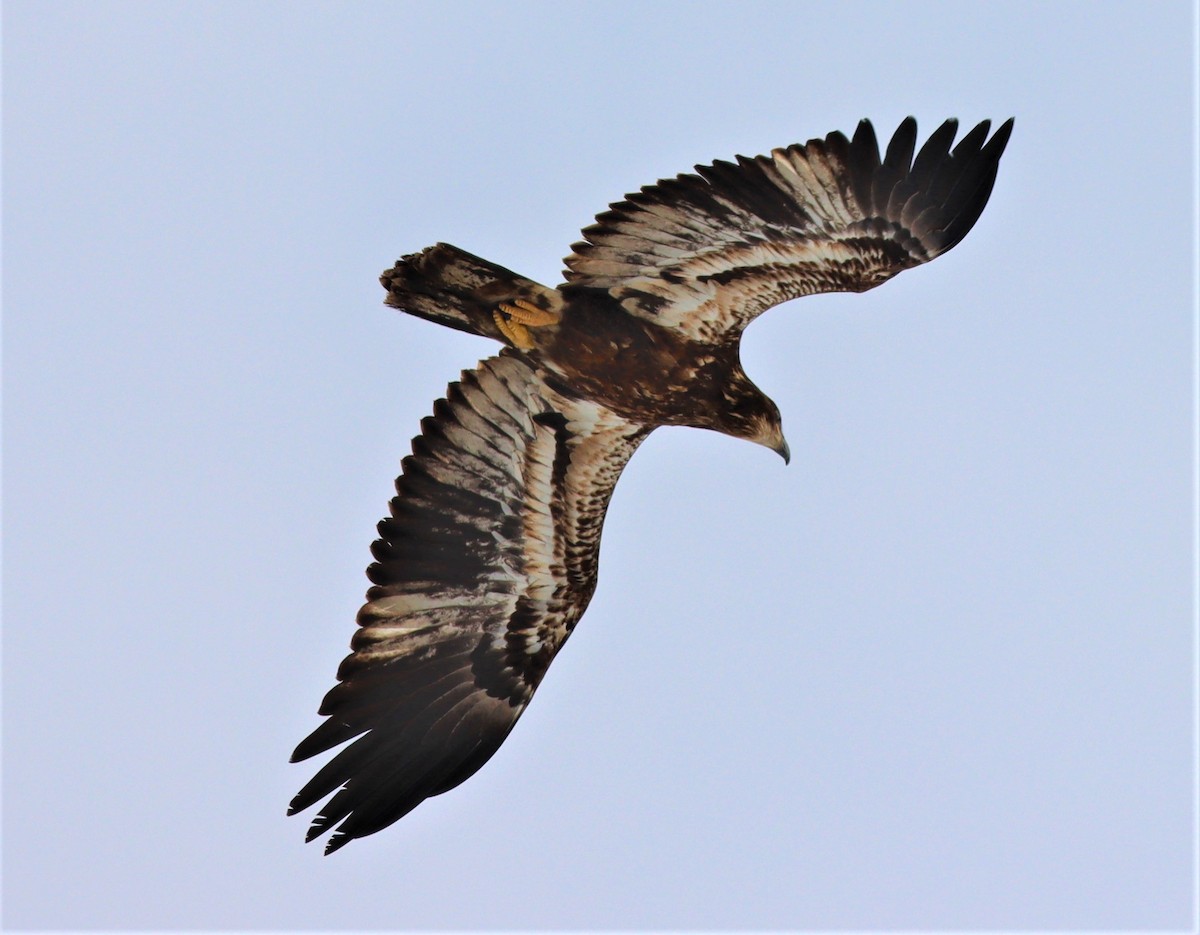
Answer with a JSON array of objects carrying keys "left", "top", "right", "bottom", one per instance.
[{"left": 716, "top": 369, "right": 790, "bottom": 464}]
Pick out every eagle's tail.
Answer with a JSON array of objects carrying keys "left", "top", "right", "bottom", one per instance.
[{"left": 380, "top": 243, "right": 561, "bottom": 342}]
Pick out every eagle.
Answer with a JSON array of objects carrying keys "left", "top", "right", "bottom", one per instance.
[{"left": 290, "top": 117, "right": 1013, "bottom": 853}]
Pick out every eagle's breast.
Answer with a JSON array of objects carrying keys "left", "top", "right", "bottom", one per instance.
[{"left": 540, "top": 289, "right": 726, "bottom": 427}]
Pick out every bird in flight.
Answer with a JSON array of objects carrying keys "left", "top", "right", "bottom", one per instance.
[{"left": 290, "top": 116, "right": 1013, "bottom": 853}]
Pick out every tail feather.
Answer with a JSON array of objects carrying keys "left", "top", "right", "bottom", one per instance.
[{"left": 380, "top": 243, "right": 561, "bottom": 341}]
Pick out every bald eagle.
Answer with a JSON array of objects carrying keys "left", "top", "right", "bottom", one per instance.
[{"left": 290, "top": 117, "right": 1013, "bottom": 852}]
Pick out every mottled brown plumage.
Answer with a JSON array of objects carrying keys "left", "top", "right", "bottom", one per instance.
[{"left": 291, "top": 117, "right": 1013, "bottom": 852}]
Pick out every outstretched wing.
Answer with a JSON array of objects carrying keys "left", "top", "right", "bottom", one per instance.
[
  {"left": 563, "top": 117, "right": 1013, "bottom": 344},
  {"left": 290, "top": 354, "right": 649, "bottom": 853}
]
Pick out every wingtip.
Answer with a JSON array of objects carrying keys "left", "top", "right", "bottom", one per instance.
[
  {"left": 304, "top": 821, "right": 326, "bottom": 844},
  {"left": 883, "top": 117, "right": 919, "bottom": 171},
  {"left": 989, "top": 117, "right": 1016, "bottom": 152}
]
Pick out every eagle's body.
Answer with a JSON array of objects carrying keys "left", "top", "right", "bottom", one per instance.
[
  {"left": 540, "top": 296, "right": 736, "bottom": 426},
  {"left": 291, "top": 117, "right": 1013, "bottom": 852},
  {"left": 390, "top": 247, "right": 785, "bottom": 442}
]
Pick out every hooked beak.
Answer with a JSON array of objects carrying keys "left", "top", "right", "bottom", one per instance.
[{"left": 775, "top": 436, "right": 791, "bottom": 465}]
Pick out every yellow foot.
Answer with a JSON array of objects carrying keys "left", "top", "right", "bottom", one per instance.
[{"left": 493, "top": 297, "right": 561, "bottom": 350}]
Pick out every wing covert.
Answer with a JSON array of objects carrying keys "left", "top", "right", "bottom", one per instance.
[
  {"left": 563, "top": 117, "right": 1013, "bottom": 343},
  {"left": 289, "top": 353, "right": 649, "bottom": 852}
]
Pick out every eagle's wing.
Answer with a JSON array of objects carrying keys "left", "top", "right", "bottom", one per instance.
[
  {"left": 563, "top": 117, "right": 1013, "bottom": 344},
  {"left": 289, "top": 354, "right": 649, "bottom": 853}
]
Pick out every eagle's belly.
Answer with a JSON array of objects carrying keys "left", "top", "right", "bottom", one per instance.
[{"left": 540, "top": 295, "right": 726, "bottom": 428}]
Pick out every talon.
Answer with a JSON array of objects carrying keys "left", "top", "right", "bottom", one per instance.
[
  {"left": 498, "top": 298, "right": 560, "bottom": 327},
  {"left": 493, "top": 297, "right": 560, "bottom": 350},
  {"left": 493, "top": 309, "right": 535, "bottom": 349}
]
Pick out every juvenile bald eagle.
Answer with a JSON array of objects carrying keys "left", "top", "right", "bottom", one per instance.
[{"left": 290, "top": 117, "right": 1013, "bottom": 852}]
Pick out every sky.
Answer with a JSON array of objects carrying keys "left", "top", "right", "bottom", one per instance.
[{"left": 3, "top": 1, "right": 1196, "bottom": 931}]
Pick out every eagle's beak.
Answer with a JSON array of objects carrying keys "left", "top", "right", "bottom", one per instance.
[{"left": 775, "top": 437, "right": 791, "bottom": 465}]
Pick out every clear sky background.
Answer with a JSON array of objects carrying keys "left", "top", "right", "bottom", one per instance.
[{"left": 4, "top": 1, "right": 1196, "bottom": 930}]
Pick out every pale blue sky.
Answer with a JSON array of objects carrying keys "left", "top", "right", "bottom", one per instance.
[{"left": 4, "top": 1, "right": 1196, "bottom": 930}]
